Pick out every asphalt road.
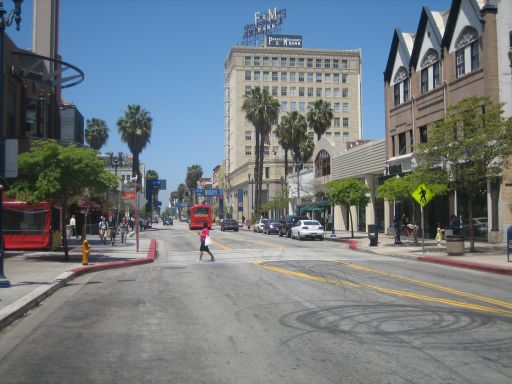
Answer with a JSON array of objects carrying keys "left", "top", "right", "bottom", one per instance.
[{"left": 0, "top": 222, "right": 511, "bottom": 383}]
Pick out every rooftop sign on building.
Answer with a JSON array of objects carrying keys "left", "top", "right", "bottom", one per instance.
[
  {"left": 266, "top": 34, "right": 302, "bottom": 48},
  {"left": 242, "top": 7, "right": 287, "bottom": 46}
]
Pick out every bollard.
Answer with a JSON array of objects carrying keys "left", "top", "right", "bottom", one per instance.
[{"left": 82, "top": 240, "right": 90, "bottom": 265}]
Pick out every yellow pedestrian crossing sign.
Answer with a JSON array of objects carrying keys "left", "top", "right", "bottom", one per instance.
[{"left": 412, "top": 184, "right": 432, "bottom": 207}]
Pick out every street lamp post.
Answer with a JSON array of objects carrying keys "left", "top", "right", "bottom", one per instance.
[{"left": 0, "top": 0, "right": 23, "bottom": 287}]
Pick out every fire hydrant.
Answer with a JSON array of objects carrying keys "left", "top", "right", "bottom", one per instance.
[{"left": 82, "top": 240, "right": 90, "bottom": 265}]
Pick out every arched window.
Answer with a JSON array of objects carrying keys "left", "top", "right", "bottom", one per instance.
[
  {"left": 420, "top": 48, "right": 441, "bottom": 93},
  {"left": 392, "top": 66, "right": 409, "bottom": 106},
  {"left": 454, "top": 26, "right": 479, "bottom": 78},
  {"left": 315, "top": 150, "right": 331, "bottom": 177}
]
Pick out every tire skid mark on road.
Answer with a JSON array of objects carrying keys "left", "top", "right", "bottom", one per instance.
[
  {"left": 330, "top": 260, "right": 512, "bottom": 311},
  {"left": 254, "top": 261, "right": 512, "bottom": 317}
]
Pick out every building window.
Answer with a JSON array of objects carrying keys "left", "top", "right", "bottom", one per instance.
[
  {"left": 263, "top": 56, "right": 269, "bottom": 66},
  {"left": 245, "top": 131, "right": 252, "bottom": 140},
  {"left": 272, "top": 57, "right": 278, "bottom": 67},
  {"left": 272, "top": 146, "right": 279, "bottom": 156},
  {"left": 333, "top": 73, "right": 339, "bottom": 84},
  {"left": 272, "top": 71, "right": 278, "bottom": 81},
  {"left": 245, "top": 71, "right": 251, "bottom": 81},
  {"left": 455, "top": 26, "right": 479, "bottom": 78},
  {"left": 393, "top": 66, "right": 410, "bottom": 105},
  {"left": 307, "top": 102, "right": 313, "bottom": 111},
  {"left": 334, "top": 103, "right": 340, "bottom": 112},
  {"left": 263, "top": 86, "right": 269, "bottom": 94},
  {"left": 281, "top": 71, "right": 287, "bottom": 81},
  {"left": 433, "top": 62, "right": 440, "bottom": 88},
  {"left": 394, "top": 84, "right": 400, "bottom": 106},
  {"left": 290, "top": 72, "right": 296, "bottom": 82},
  {"left": 307, "top": 72, "right": 313, "bottom": 83},
  {"left": 325, "top": 88, "right": 331, "bottom": 97},
  {"left": 392, "top": 136, "right": 396, "bottom": 157},
  {"left": 272, "top": 86, "right": 278, "bottom": 96},
  {"left": 245, "top": 146, "right": 252, "bottom": 156},
  {"left": 254, "top": 56, "right": 260, "bottom": 66},
  {"left": 245, "top": 56, "right": 252, "bottom": 65},
  {"left": 299, "top": 72, "right": 305, "bottom": 82},
  {"left": 420, "top": 49, "right": 440, "bottom": 93},
  {"left": 342, "top": 103, "right": 349, "bottom": 112},
  {"left": 398, "top": 132, "right": 407, "bottom": 155},
  {"left": 315, "top": 149, "right": 331, "bottom": 177},
  {"left": 316, "top": 88, "right": 322, "bottom": 97},
  {"left": 325, "top": 73, "right": 331, "bottom": 83},
  {"left": 316, "top": 59, "right": 322, "bottom": 68},
  {"left": 419, "top": 126, "right": 428, "bottom": 144},
  {"left": 298, "top": 58, "right": 304, "bottom": 67},
  {"left": 333, "top": 59, "right": 339, "bottom": 68},
  {"left": 280, "top": 57, "right": 287, "bottom": 67},
  {"left": 263, "top": 71, "right": 270, "bottom": 81},
  {"left": 254, "top": 71, "right": 260, "bottom": 81},
  {"left": 245, "top": 86, "right": 252, "bottom": 96},
  {"left": 325, "top": 59, "right": 331, "bottom": 69},
  {"left": 325, "top": 132, "right": 332, "bottom": 138},
  {"left": 421, "top": 68, "right": 428, "bottom": 93},
  {"left": 264, "top": 147, "right": 270, "bottom": 156},
  {"left": 307, "top": 58, "right": 313, "bottom": 68},
  {"left": 290, "top": 58, "right": 296, "bottom": 67},
  {"left": 316, "top": 73, "right": 322, "bottom": 83},
  {"left": 341, "top": 59, "right": 348, "bottom": 69},
  {"left": 307, "top": 87, "right": 313, "bottom": 97},
  {"left": 290, "top": 87, "right": 297, "bottom": 96},
  {"left": 334, "top": 132, "right": 341, "bottom": 141},
  {"left": 281, "top": 87, "right": 287, "bottom": 96},
  {"left": 343, "top": 117, "right": 349, "bottom": 128},
  {"left": 334, "top": 117, "right": 340, "bottom": 127},
  {"left": 281, "top": 101, "right": 288, "bottom": 111},
  {"left": 403, "top": 78, "right": 409, "bottom": 101},
  {"left": 341, "top": 74, "right": 348, "bottom": 84},
  {"left": 291, "top": 102, "right": 297, "bottom": 111},
  {"left": 342, "top": 88, "right": 348, "bottom": 98},
  {"left": 334, "top": 88, "right": 340, "bottom": 98},
  {"left": 343, "top": 132, "right": 349, "bottom": 142},
  {"left": 299, "top": 102, "right": 305, "bottom": 112}
]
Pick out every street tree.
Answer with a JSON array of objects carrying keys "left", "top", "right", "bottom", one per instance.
[
  {"left": 275, "top": 113, "right": 294, "bottom": 181},
  {"left": 85, "top": 118, "right": 109, "bottom": 151},
  {"left": 306, "top": 99, "right": 333, "bottom": 141},
  {"left": 146, "top": 170, "right": 159, "bottom": 216},
  {"left": 242, "top": 88, "right": 280, "bottom": 217},
  {"left": 327, "top": 178, "right": 370, "bottom": 238},
  {"left": 176, "top": 183, "right": 187, "bottom": 202},
  {"left": 415, "top": 96, "right": 512, "bottom": 251},
  {"left": 186, "top": 164, "right": 203, "bottom": 203},
  {"left": 7, "top": 140, "right": 117, "bottom": 259},
  {"left": 117, "top": 104, "right": 152, "bottom": 186}
]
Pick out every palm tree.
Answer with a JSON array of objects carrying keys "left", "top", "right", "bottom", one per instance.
[
  {"left": 146, "top": 169, "right": 159, "bottom": 216},
  {"left": 306, "top": 99, "right": 334, "bottom": 141},
  {"left": 85, "top": 118, "right": 109, "bottom": 151},
  {"left": 117, "top": 104, "right": 152, "bottom": 186},
  {"left": 242, "top": 88, "right": 280, "bottom": 217},
  {"left": 275, "top": 113, "right": 294, "bottom": 182}
]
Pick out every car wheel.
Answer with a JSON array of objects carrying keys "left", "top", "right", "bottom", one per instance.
[{"left": 287, "top": 229, "right": 291, "bottom": 238}]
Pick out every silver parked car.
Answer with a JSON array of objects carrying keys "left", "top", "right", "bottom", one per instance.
[
  {"left": 253, "top": 219, "right": 269, "bottom": 233},
  {"left": 291, "top": 220, "right": 324, "bottom": 240}
]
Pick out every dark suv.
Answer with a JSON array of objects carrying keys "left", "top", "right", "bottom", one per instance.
[
  {"left": 278, "top": 215, "right": 309, "bottom": 238},
  {"left": 220, "top": 219, "right": 239, "bottom": 232}
]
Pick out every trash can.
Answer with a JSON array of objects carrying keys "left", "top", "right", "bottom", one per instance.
[
  {"left": 368, "top": 224, "right": 378, "bottom": 246},
  {"left": 446, "top": 235, "right": 464, "bottom": 255}
]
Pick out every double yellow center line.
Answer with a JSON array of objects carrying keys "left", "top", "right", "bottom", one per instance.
[{"left": 255, "top": 261, "right": 512, "bottom": 316}]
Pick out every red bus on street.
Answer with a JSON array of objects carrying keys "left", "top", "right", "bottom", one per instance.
[{"left": 189, "top": 204, "right": 212, "bottom": 230}]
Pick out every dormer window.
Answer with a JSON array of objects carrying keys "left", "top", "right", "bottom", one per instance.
[
  {"left": 455, "top": 26, "right": 479, "bottom": 78},
  {"left": 392, "top": 67, "right": 409, "bottom": 106},
  {"left": 420, "top": 49, "right": 441, "bottom": 94}
]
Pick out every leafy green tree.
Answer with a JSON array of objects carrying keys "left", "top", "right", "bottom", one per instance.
[
  {"left": 306, "top": 99, "right": 334, "bottom": 140},
  {"left": 117, "top": 104, "right": 153, "bottom": 186},
  {"left": 186, "top": 165, "right": 203, "bottom": 203},
  {"left": 242, "top": 88, "right": 280, "bottom": 217},
  {"left": 176, "top": 183, "right": 188, "bottom": 202},
  {"left": 416, "top": 96, "right": 512, "bottom": 251},
  {"left": 327, "top": 178, "right": 370, "bottom": 238},
  {"left": 146, "top": 170, "right": 159, "bottom": 215},
  {"left": 8, "top": 141, "right": 117, "bottom": 259},
  {"left": 85, "top": 118, "right": 109, "bottom": 151},
  {"left": 275, "top": 113, "right": 294, "bottom": 181}
]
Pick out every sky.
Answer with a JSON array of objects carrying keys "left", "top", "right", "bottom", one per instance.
[{"left": 8, "top": 0, "right": 452, "bottom": 206}]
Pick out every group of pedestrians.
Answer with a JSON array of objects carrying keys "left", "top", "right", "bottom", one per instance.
[{"left": 98, "top": 216, "right": 129, "bottom": 245}]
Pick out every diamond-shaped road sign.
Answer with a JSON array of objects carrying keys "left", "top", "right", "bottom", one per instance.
[{"left": 411, "top": 184, "right": 432, "bottom": 207}]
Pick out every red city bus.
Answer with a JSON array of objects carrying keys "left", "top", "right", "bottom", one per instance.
[{"left": 189, "top": 204, "right": 212, "bottom": 230}]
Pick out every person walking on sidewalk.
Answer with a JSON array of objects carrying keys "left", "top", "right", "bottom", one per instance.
[
  {"left": 120, "top": 217, "right": 129, "bottom": 245},
  {"left": 198, "top": 221, "right": 214, "bottom": 262},
  {"left": 69, "top": 215, "right": 78, "bottom": 238},
  {"left": 99, "top": 216, "right": 108, "bottom": 245},
  {"left": 435, "top": 223, "right": 444, "bottom": 247}
]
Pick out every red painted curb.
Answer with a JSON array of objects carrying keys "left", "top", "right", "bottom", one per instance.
[
  {"left": 69, "top": 239, "right": 157, "bottom": 275},
  {"left": 418, "top": 256, "right": 512, "bottom": 276}
]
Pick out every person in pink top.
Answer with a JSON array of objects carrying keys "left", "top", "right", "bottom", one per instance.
[{"left": 199, "top": 221, "right": 215, "bottom": 262}]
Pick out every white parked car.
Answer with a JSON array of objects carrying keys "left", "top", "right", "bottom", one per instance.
[
  {"left": 253, "top": 219, "right": 269, "bottom": 233},
  {"left": 291, "top": 220, "right": 324, "bottom": 241}
]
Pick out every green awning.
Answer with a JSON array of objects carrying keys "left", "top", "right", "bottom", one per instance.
[{"left": 302, "top": 200, "right": 331, "bottom": 211}]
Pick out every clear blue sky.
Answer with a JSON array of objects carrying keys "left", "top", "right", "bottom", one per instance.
[{"left": 8, "top": 0, "right": 451, "bottom": 205}]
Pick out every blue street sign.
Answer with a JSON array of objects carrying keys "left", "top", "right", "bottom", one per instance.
[{"left": 195, "top": 188, "right": 205, "bottom": 196}]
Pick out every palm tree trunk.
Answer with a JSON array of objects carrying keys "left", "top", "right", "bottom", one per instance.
[
  {"left": 254, "top": 131, "right": 260, "bottom": 219},
  {"left": 256, "top": 134, "right": 265, "bottom": 217}
]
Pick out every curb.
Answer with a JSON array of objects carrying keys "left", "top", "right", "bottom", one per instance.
[
  {"left": 0, "top": 239, "right": 157, "bottom": 332},
  {"left": 417, "top": 255, "right": 512, "bottom": 276}
]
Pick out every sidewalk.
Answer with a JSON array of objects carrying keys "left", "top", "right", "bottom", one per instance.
[
  {"left": 324, "top": 229, "right": 512, "bottom": 276},
  {"left": 0, "top": 236, "right": 156, "bottom": 332}
]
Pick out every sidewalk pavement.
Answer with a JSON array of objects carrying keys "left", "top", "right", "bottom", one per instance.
[{"left": 0, "top": 236, "right": 156, "bottom": 332}]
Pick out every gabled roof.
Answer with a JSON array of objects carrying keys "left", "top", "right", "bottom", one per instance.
[
  {"left": 410, "top": 7, "right": 444, "bottom": 68},
  {"left": 384, "top": 28, "right": 414, "bottom": 83},
  {"left": 441, "top": 0, "right": 487, "bottom": 50}
]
